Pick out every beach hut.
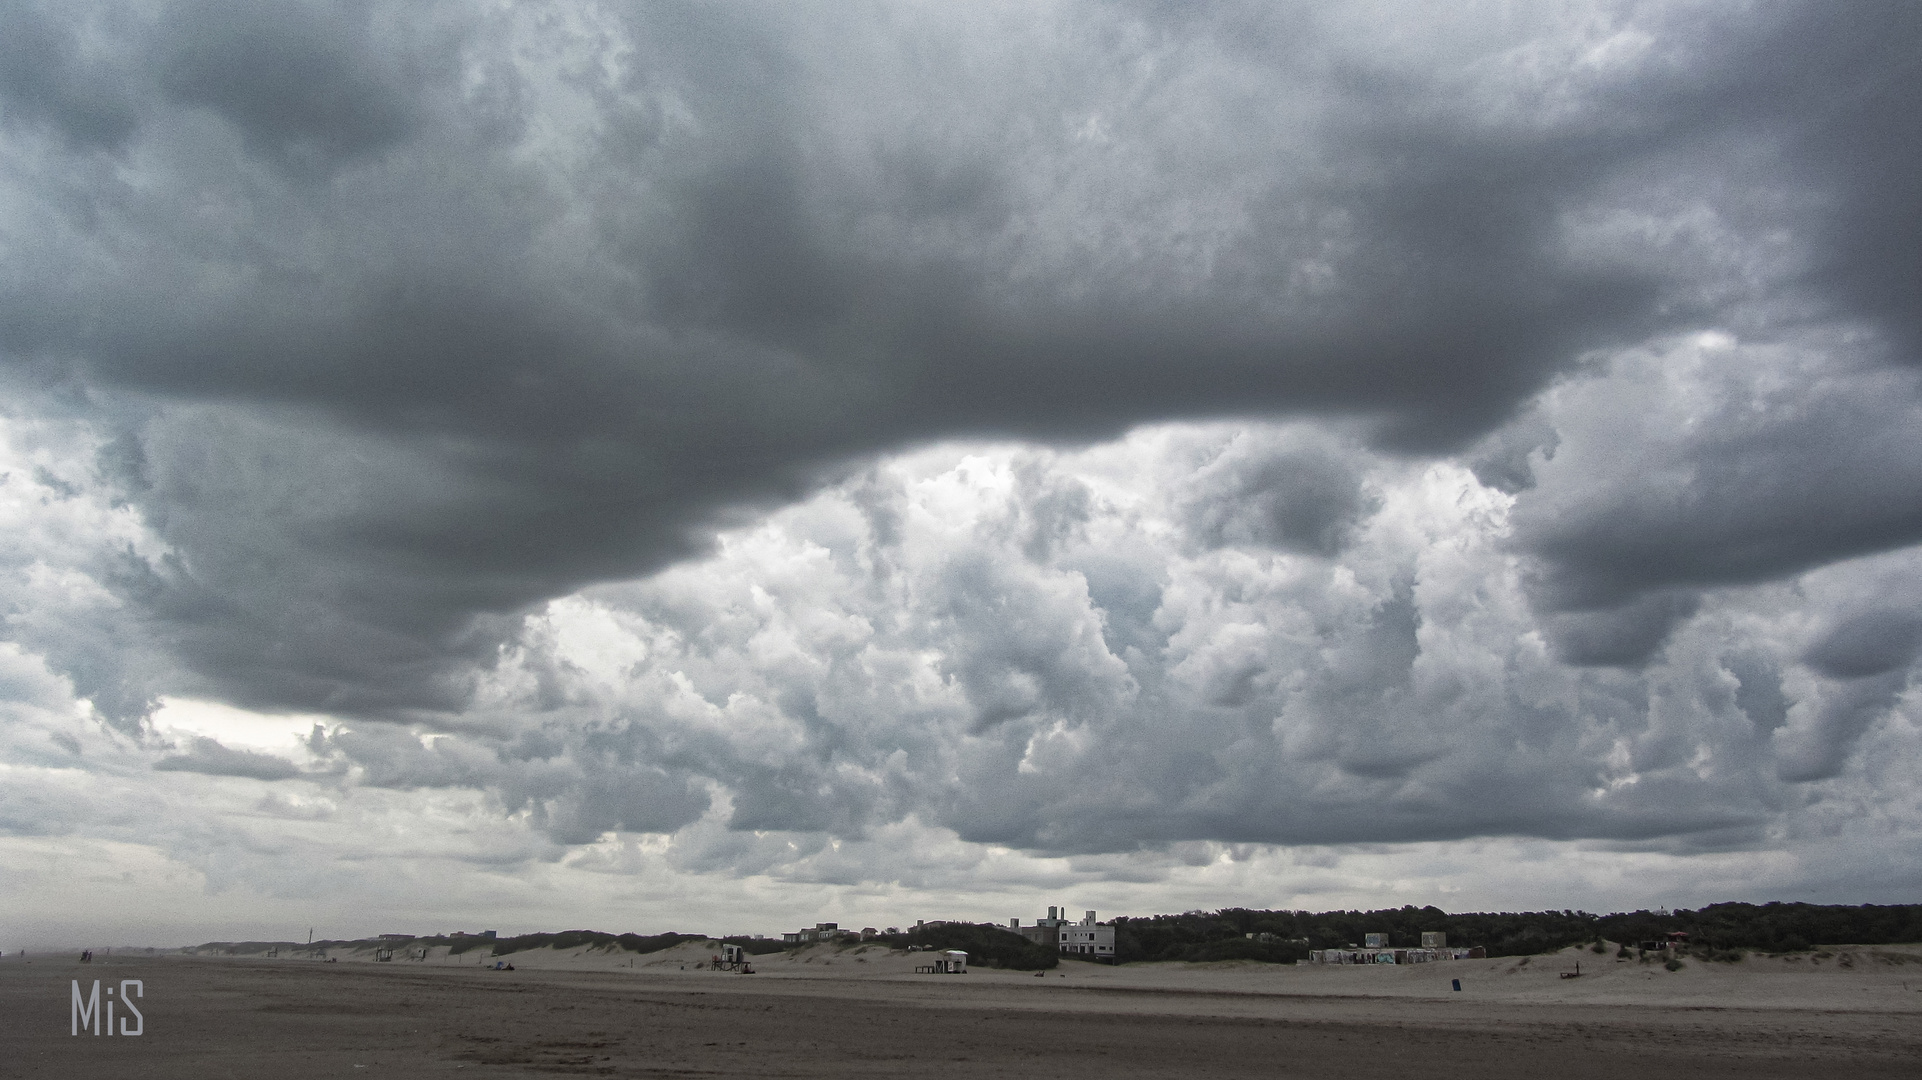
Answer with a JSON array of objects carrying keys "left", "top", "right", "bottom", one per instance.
[{"left": 915, "top": 950, "right": 968, "bottom": 974}]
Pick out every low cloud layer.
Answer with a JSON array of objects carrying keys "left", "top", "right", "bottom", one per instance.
[
  {"left": 312, "top": 413, "right": 1913, "bottom": 856},
  {"left": 153, "top": 735, "right": 301, "bottom": 781},
  {"left": 1, "top": 1, "right": 1920, "bottom": 932}
]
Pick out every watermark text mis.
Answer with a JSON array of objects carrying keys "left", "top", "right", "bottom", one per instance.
[{"left": 71, "top": 980, "right": 144, "bottom": 1036}]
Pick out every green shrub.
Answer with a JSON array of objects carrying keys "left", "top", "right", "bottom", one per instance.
[{"left": 1664, "top": 958, "right": 1684, "bottom": 971}]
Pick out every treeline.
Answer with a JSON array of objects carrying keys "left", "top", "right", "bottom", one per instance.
[
  {"left": 191, "top": 929, "right": 784, "bottom": 958},
  {"left": 1598, "top": 903, "right": 1922, "bottom": 954},
  {"left": 1114, "top": 907, "right": 1591, "bottom": 962},
  {"left": 416, "top": 930, "right": 785, "bottom": 956},
  {"left": 188, "top": 902, "right": 1922, "bottom": 966},
  {"left": 882, "top": 922, "right": 1059, "bottom": 970},
  {"left": 1113, "top": 903, "right": 1922, "bottom": 963},
  {"left": 481, "top": 930, "right": 701, "bottom": 957}
]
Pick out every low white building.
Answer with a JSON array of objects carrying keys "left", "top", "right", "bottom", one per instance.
[
  {"left": 1057, "top": 911, "right": 1114, "bottom": 958},
  {"left": 1304, "top": 946, "right": 1484, "bottom": 965},
  {"left": 781, "top": 922, "right": 847, "bottom": 945},
  {"left": 1011, "top": 907, "right": 1115, "bottom": 960}
]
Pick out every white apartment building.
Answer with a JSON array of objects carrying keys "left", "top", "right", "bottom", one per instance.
[{"left": 1010, "top": 907, "right": 1115, "bottom": 960}]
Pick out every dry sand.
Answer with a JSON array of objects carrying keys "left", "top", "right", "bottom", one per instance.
[{"left": 6, "top": 941, "right": 1921, "bottom": 1078}]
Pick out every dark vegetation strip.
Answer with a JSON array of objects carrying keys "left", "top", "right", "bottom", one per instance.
[
  {"left": 1111, "top": 902, "right": 1922, "bottom": 963},
  {"left": 187, "top": 902, "right": 1922, "bottom": 965}
]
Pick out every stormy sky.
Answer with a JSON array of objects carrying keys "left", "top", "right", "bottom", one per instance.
[{"left": 3, "top": 0, "right": 1921, "bottom": 945}]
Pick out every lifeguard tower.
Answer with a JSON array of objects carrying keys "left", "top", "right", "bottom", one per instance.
[{"left": 710, "top": 942, "right": 755, "bottom": 973}]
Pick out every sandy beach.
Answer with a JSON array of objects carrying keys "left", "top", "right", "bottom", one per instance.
[{"left": 8, "top": 942, "right": 1921, "bottom": 1078}]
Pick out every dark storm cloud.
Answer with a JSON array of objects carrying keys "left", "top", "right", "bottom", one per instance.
[
  {"left": 1804, "top": 609, "right": 1922, "bottom": 681},
  {"left": 2, "top": 2, "right": 1921, "bottom": 861},
  {"left": 1759, "top": 3, "right": 1922, "bottom": 354},
  {"left": 1180, "top": 433, "right": 1375, "bottom": 556},
  {"left": 151, "top": 0, "right": 430, "bottom": 178},
  {"left": 1770, "top": 605, "right": 1922, "bottom": 783},
  {"left": 1488, "top": 0, "right": 1922, "bottom": 661},
  {"left": 1540, "top": 591, "right": 1700, "bottom": 668},
  {"left": 0, "top": 1, "right": 139, "bottom": 148},
  {"left": 312, "top": 717, "right": 713, "bottom": 842},
  {"left": 1519, "top": 373, "right": 1922, "bottom": 611},
  {"left": 1507, "top": 331, "right": 1922, "bottom": 670},
  {"left": 1775, "top": 670, "right": 1912, "bottom": 784}
]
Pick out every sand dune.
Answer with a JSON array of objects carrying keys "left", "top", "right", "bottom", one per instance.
[{"left": 312, "top": 936, "right": 1922, "bottom": 1012}]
